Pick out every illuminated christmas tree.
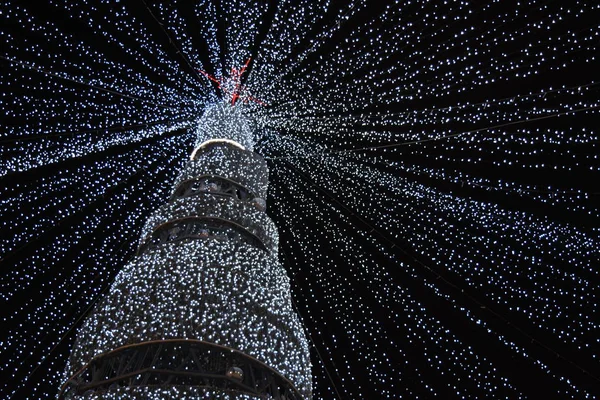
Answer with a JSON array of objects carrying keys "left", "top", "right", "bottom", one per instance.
[
  {"left": 60, "top": 96, "right": 311, "bottom": 399},
  {"left": 2, "top": 2, "right": 599, "bottom": 399}
]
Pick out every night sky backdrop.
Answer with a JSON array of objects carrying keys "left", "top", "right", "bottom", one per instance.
[{"left": 1, "top": 0, "right": 599, "bottom": 398}]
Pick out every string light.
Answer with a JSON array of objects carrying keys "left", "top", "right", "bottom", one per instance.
[{"left": 1, "top": 0, "right": 598, "bottom": 398}]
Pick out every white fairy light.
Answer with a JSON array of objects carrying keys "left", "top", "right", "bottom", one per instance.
[{"left": 1, "top": 1, "right": 598, "bottom": 399}]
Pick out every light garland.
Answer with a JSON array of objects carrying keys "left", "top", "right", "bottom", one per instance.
[{"left": 1, "top": 1, "right": 598, "bottom": 399}]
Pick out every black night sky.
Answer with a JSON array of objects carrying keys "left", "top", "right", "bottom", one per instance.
[{"left": 1, "top": 0, "right": 599, "bottom": 399}]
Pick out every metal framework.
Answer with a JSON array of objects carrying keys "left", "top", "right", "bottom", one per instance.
[
  {"left": 172, "top": 175, "right": 256, "bottom": 203},
  {"left": 62, "top": 112, "right": 311, "bottom": 399},
  {"left": 59, "top": 339, "right": 303, "bottom": 400},
  {"left": 138, "top": 216, "right": 267, "bottom": 254}
]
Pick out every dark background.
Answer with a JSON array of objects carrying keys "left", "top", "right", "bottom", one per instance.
[{"left": 1, "top": 0, "right": 599, "bottom": 398}]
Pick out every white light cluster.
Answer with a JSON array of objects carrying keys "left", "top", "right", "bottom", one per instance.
[
  {"left": 67, "top": 239, "right": 311, "bottom": 399},
  {"left": 269, "top": 150, "right": 597, "bottom": 397},
  {"left": 192, "top": 105, "right": 256, "bottom": 152},
  {"left": 77, "top": 386, "right": 267, "bottom": 400},
  {"left": 141, "top": 195, "right": 279, "bottom": 254},
  {"left": 179, "top": 144, "right": 270, "bottom": 200},
  {"left": 60, "top": 113, "right": 311, "bottom": 397},
  {"left": 1, "top": 134, "right": 192, "bottom": 397},
  {"left": 1, "top": 0, "right": 598, "bottom": 399}
]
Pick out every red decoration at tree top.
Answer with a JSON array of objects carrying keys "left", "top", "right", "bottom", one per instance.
[{"left": 199, "top": 58, "right": 266, "bottom": 107}]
